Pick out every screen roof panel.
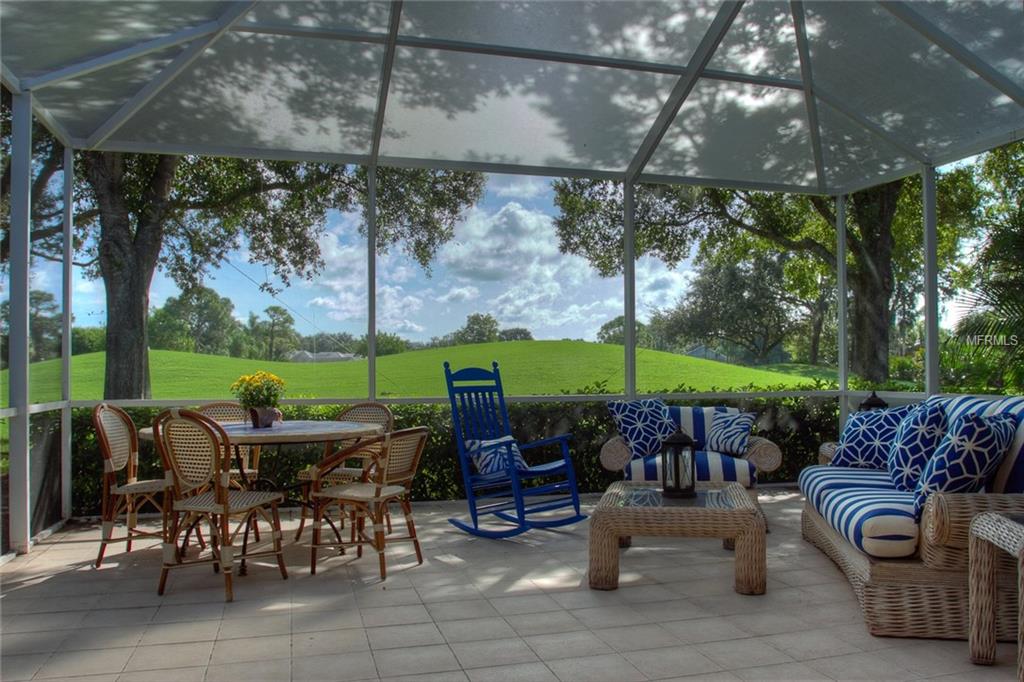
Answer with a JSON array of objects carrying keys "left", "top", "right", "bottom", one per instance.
[
  {"left": 237, "top": 1, "right": 392, "bottom": 34},
  {"left": 32, "top": 46, "right": 186, "bottom": 140},
  {"left": 706, "top": 1, "right": 800, "bottom": 79},
  {"left": 804, "top": 2, "right": 1022, "bottom": 159},
  {"left": 1, "top": 1, "right": 1021, "bottom": 195},
  {"left": 380, "top": 47, "right": 677, "bottom": 173},
  {"left": 399, "top": 1, "right": 722, "bottom": 67},
  {"left": 0, "top": 1, "right": 229, "bottom": 78},
  {"left": 646, "top": 79, "right": 817, "bottom": 189},
  {"left": 109, "top": 33, "right": 382, "bottom": 156}
]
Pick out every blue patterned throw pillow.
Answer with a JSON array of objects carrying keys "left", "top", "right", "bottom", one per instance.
[
  {"left": 608, "top": 399, "right": 678, "bottom": 459},
  {"left": 706, "top": 411, "right": 756, "bottom": 456},
  {"left": 914, "top": 413, "right": 1019, "bottom": 517},
  {"left": 466, "top": 437, "right": 528, "bottom": 474},
  {"left": 832, "top": 404, "right": 913, "bottom": 469},
  {"left": 887, "top": 402, "right": 947, "bottom": 491}
]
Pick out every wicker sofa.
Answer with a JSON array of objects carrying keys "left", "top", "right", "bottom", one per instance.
[
  {"left": 802, "top": 395, "right": 1024, "bottom": 641},
  {"left": 599, "top": 405, "right": 783, "bottom": 491}
]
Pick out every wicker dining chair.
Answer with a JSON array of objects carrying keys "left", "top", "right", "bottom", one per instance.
[
  {"left": 294, "top": 402, "right": 394, "bottom": 541},
  {"left": 196, "top": 401, "right": 262, "bottom": 487},
  {"left": 93, "top": 404, "right": 166, "bottom": 568},
  {"left": 154, "top": 409, "right": 287, "bottom": 602},
  {"left": 309, "top": 427, "right": 428, "bottom": 580}
]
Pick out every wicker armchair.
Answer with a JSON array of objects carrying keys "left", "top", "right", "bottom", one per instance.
[
  {"left": 196, "top": 402, "right": 261, "bottom": 486},
  {"left": 805, "top": 442, "right": 1024, "bottom": 640}
]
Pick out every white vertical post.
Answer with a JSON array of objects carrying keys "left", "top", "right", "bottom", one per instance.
[
  {"left": 923, "top": 165, "right": 940, "bottom": 395},
  {"left": 9, "top": 92, "right": 33, "bottom": 553},
  {"left": 61, "top": 147, "right": 74, "bottom": 520},
  {"left": 367, "top": 167, "right": 377, "bottom": 400},
  {"left": 623, "top": 182, "right": 637, "bottom": 398},
  {"left": 836, "top": 195, "right": 849, "bottom": 426}
]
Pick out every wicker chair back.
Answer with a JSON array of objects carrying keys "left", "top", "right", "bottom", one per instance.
[
  {"left": 154, "top": 409, "right": 230, "bottom": 495},
  {"left": 94, "top": 403, "right": 138, "bottom": 475}
]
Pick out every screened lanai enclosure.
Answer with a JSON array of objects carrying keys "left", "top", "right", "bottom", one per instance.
[{"left": 1, "top": 0, "right": 1023, "bottom": 556}]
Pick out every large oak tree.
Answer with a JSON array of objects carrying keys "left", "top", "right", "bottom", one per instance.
[{"left": 2, "top": 89, "right": 485, "bottom": 398}]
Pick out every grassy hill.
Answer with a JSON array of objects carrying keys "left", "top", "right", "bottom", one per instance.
[{"left": 11, "top": 340, "right": 832, "bottom": 402}]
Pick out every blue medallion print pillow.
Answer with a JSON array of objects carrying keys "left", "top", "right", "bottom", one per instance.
[
  {"left": 914, "top": 413, "right": 1019, "bottom": 518},
  {"left": 887, "top": 402, "right": 947, "bottom": 491},
  {"left": 466, "top": 437, "right": 529, "bottom": 475},
  {"left": 831, "top": 404, "right": 913, "bottom": 469},
  {"left": 608, "top": 399, "right": 678, "bottom": 460},
  {"left": 706, "top": 411, "right": 756, "bottom": 456}
]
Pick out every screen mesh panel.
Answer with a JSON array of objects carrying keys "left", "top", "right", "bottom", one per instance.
[
  {"left": 237, "top": 0, "right": 392, "bottom": 34},
  {"left": 706, "top": 1, "right": 801, "bottom": 79},
  {"left": 111, "top": 32, "right": 383, "bottom": 156},
  {"left": 646, "top": 79, "right": 816, "bottom": 188},
  {"left": 32, "top": 46, "right": 186, "bottom": 139},
  {"left": 816, "top": 100, "right": 913, "bottom": 191},
  {"left": 381, "top": 47, "right": 677, "bottom": 172},
  {"left": 912, "top": 1, "right": 1024, "bottom": 85},
  {"left": 0, "top": 1, "right": 228, "bottom": 77},
  {"left": 399, "top": 0, "right": 721, "bottom": 66},
  {"left": 804, "top": 2, "right": 1022, "bottom": 160}
]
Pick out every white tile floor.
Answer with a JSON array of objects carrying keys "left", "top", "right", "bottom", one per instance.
[{"left": 0, "top": 490, "right": 1017, "bottom": 682}]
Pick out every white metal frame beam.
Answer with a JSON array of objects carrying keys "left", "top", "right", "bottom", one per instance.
[
  {"left": 366, "top": 1, "right": 403, "bottom": 399},
  {"left": 21, "top": 20, "right": 223, "bottom": 91},
  {"left": 791, "top": 2, "right": 826, "bottom": 193},
  {"left": 232, "top": 21, "right": 805, "bottom": 92},
  {"left": 9, "top": 91, "right": 33, "bottom": 554},
  {"left": 880, "top": 1, "right": 1024, "bottom": 108},
  {"left": 61, "top": 148, "right": 74, "bottom": 519},
  {"left": 625, "top": 1, "right": 744, "bottom": 183},
  {"left": 922, "top": 165, "right": 940, "bottom": 395},
  {"left": 623, "top": 183, "right": 637, "bottom": 398},
  {"left": 86, "top": 2, "right": 256, "bottom": 149},
  {"left": 836, "top": 194, "right": 850, "bottom": 425}
]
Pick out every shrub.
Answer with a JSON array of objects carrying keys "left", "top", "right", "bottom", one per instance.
[{"left": 69, "top": 395, "right": 838, "bottom": 517}]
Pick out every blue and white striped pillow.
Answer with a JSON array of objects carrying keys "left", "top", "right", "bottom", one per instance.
[
  {"left": 706, "top": 411, "right": 756, "bottom": 456},
  {"left": 466, "top": 437, "right": 528, "bottom": 475}
]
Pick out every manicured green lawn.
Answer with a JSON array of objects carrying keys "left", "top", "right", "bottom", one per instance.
[{"left": 10, "top": 341, "right": 825, "bottom": 401}]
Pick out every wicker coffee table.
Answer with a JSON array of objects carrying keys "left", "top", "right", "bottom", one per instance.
[
  {"left": 589, "top": 481, "right": 766, "bottom": 594},
  {"left": 969, "top": 512, "right": 1024, "bottom": 679}
]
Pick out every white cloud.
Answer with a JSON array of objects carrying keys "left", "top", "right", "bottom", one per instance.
[
  {"left": 636, "top": 256, "right": 693, "bottom": 319},
  {"left": 438, "top": 285, "right": 480, "bottom": 303},
  {"left": 441, "top": 203, "right": 561, "bottom": 281},
  {"left": 489, "top": 175, "right": 551, "bottom": 200}
]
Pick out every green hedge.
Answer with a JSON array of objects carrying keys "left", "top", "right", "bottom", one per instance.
[{"left": 69, "top": 397, "right": 838, "bottom": 517}]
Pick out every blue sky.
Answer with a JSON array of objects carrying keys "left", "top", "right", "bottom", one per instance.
[{"left": 65, "top": 174, "right": 694, "bottom": 345}]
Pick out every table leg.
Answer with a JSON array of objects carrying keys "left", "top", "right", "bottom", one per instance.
[
  {"left": 233, "top": 444, "right": 249, "bottom": 490},
  {"left": 589, "top": 515, "right": 619, "bottom": 590},
  {"left": 969, "top": 533, "right": 998, "bottom": 665},
  {"left": 734, "top": 517, "right": 766, "bottom": 595}
]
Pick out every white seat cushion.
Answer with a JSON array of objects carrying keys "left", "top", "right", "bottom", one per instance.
[
  {"left": 798, "top": 465, "right": 896, "bottom": 508},
  {"left": 815, "top": 487, "right": 919, "bottom": 558}
]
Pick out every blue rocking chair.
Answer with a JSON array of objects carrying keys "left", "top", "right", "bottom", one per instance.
[{"left": 444, "top": 361, "right": 587, "bottom": 538}]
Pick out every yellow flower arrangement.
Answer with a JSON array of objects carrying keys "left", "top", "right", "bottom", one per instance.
[{"left": 230, "top": 371, "right": 286, "bottom": 409}]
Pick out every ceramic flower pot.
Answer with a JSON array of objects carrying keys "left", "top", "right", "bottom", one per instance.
[{"left": 249, "top": 407, "right": 280, "bottom": 428}]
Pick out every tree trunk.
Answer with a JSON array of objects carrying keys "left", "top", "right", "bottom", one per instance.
[
  {"left": 104, "top": 267, "right": 154, "bottom": 398},
  {"left": 847, "top": 181, "right": 902, "bottom": 383},
  {"left": 808, "top": 290, "right": 830, "bottom": 366},
  {"left": 85, "top": 152, "right": 178, "bottom": 399}
]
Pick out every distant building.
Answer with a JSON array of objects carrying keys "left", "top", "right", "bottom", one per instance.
[{"left": 286, "top": 350, "right": 357, "bottom": 362}]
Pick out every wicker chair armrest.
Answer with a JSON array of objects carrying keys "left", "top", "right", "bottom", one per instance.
[
  {"left": 743, "top": 436, "right": 782, "bottom": 474},
  {"left": 600, "top": 436, "right": 632, "bottom": 472},
  {"left": 922, "top": 492, "right": 1024, "bottom": 549},
  {"left": 818, "top": 442, "right": 838, "bottom": 465}
]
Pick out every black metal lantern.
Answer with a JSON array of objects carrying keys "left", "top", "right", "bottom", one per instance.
[
  {"left": 858, "top": 391, "right": 889, "bottom": 411},
  {"left": 661, "top": 431, "right": 696, "bottom": 498}
]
